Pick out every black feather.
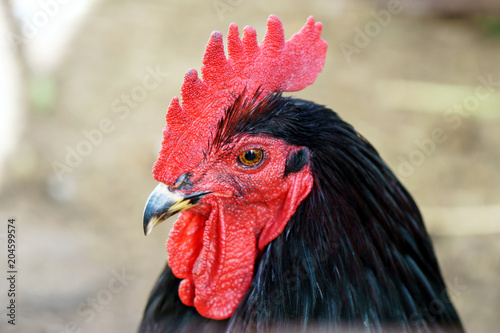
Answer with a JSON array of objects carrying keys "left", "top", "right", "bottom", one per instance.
[
  {"left": 139, "top": 92, "right": 464, "bottom": 332},
  {"left": 138, "top": 265, "right": 228, "bottom": 333}
]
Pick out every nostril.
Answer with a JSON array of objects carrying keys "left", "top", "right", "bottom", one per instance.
[{"left": 172, "top": 173, "right": 194, "bottom": 190}]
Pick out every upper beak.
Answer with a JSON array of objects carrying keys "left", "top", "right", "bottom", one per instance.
[{"left": 143, "top": 183, "right": 211, "bottom": 236}]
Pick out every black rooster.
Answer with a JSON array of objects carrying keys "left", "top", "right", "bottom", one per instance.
[{"left": 139, "top": 15, "right": 464, "bottom": 333}]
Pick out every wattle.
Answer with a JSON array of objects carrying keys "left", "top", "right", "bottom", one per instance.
[{"left": 167, "top": 200, "right": 257, "bottom": 319}]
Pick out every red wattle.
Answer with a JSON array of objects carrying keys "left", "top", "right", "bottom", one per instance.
[
  {"left": 167, "top": 211, "right": 206, "bottom": 278},
  {"left": 168, "top": 200, "right": 257, "bottom": 320},
  {"left": 178, "top": 278, "right": 195, "bottom": 306},
  {"left": 193, "top": 203, "right": 256, "bottom": 319}
]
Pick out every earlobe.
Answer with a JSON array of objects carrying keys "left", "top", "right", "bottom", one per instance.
[
  {"left": 284, "top": 147, "right": 309, "bottom": 176},
  {"left": 258, "top": 167, "right": 313, "bottom": 250}
]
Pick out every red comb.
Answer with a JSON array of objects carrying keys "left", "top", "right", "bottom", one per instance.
[{"left": 153, "top": 15, "right": 327, "bottom": 183}]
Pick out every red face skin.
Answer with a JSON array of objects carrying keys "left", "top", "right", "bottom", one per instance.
[{"left": 160, "top": 134, "right": 313, "bottom": 319}]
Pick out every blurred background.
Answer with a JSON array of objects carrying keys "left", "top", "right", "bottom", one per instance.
[{"left": 0, "top": 0, "right": 499, "bottom": 332}]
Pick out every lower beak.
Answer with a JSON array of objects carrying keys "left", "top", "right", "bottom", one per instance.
[{"left": 143, "top": 183, "right": 211, "bottom": 236}]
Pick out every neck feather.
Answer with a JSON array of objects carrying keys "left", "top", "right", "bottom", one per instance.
[{"left": 229, "top": 97, "right": 462, "bottom": 332}]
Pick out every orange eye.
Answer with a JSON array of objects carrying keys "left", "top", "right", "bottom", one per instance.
[{"left": 237, "top": 149, "right": 264, "bottom": 167}]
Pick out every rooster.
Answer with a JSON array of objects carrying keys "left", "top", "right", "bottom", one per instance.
[{"left": 139, "top": 15, "right": 464, "bottom": 332}]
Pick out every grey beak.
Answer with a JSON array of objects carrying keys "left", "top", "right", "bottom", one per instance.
[{"left": 142, "top": 183, "right": 211, "bottom": 236}]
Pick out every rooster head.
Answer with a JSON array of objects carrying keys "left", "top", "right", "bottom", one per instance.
[{"left": 143, "top": 15, "right": 327, "bottom": 320}]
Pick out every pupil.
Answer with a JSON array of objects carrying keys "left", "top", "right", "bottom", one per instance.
[{"left": 245, "top": 150, "right": 256, "bottom": 161}]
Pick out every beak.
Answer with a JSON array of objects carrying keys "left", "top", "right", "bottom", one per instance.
[{"left": 143, "top": 183, "right": 211, "bottom": 236}]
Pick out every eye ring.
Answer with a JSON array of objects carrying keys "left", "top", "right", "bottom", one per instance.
[{"left": 237, "top": 149, "right": 264, "bottom": 168}]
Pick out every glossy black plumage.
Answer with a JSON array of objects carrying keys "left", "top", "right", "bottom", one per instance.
[{"left": 139, "top": 93, "right": 464, "bottom": 332}]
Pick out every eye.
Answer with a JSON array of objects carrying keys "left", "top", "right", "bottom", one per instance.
[{"left": 237, "top": 149, "right": 264, "bottom": 168}]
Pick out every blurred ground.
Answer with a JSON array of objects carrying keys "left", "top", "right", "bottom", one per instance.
[{"left": 0, "top": 0, "right": 499, "bottom": 332}]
